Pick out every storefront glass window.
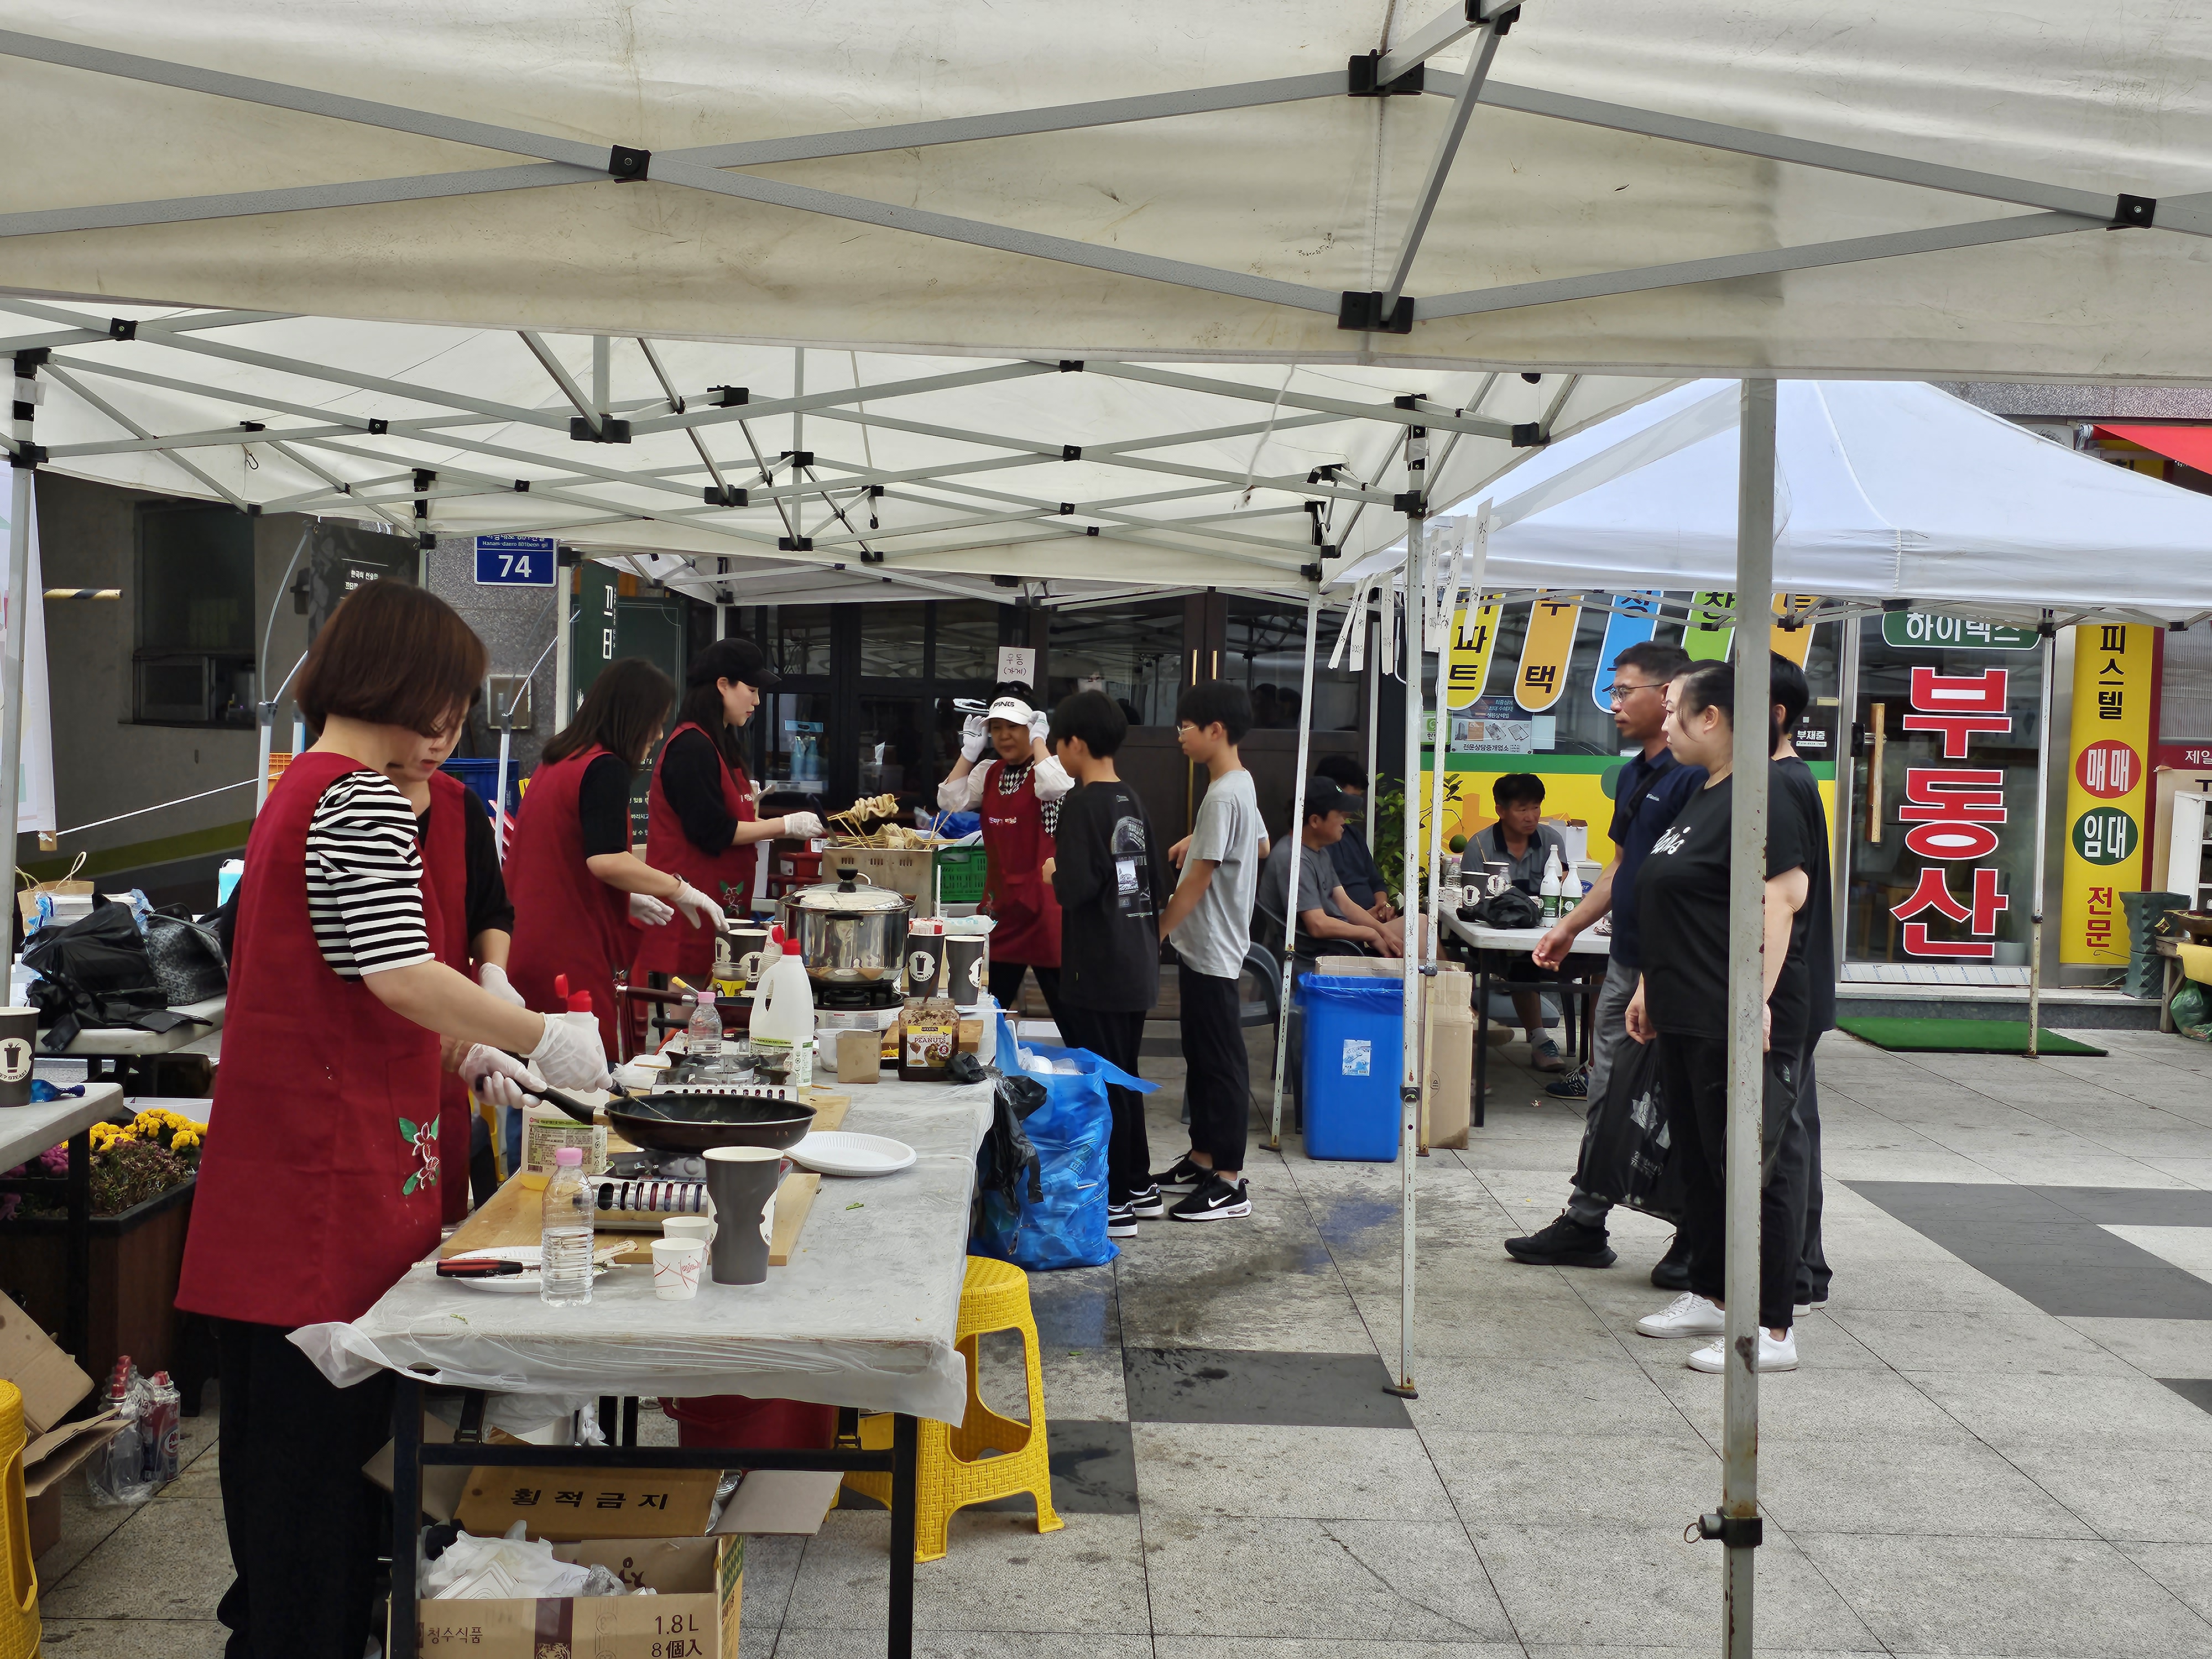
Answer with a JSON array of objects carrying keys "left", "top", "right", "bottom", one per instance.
[
  {"left": 2159, "top": 627, "right": 2212, "bottom": 758},
  {"left": 762, "top": 690, "right": 832, "bottom": 789},
  {"left": 1223, "top": 602, "right": 1364, "bottom": 731},
  {"left": 858, "top": 602, "right": 927, "bottom": 680},
  {"left": 933, "top": 600, "right": 1006, "bottom": 684},
  {"left": 1043, "top": 602, "right": 1182, "bottom": 726},
  {"left": 768, "top": 606, "right": 834, "bottom": 677}
]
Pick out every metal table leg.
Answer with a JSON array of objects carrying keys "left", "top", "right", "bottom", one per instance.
[
  {"left": 389, "top": 1378, "right": 424, "bottom": 1659},
  {"left": 64, "top": 1128, "right": 88, "bottom": 1367},
  {"left": 890, "top": 1413, "right": 917, "bottom": 1659},
  {"left": 1474, "top": 964, "right": 1489, "bottom": 1129}
]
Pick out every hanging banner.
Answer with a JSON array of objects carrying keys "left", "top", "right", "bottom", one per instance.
[
  {"left": 0, "top": 490, "right": 55, "bottom": 834},
  {"left": 1514, "top": 594, "right": 1580, "bottom": 712},
  {"left": 1682, "top": 591, "right": 1735, "bottom": 661},
  {"left": 1770, "top": 594, "right": 1820, "bottom": 665},
  {"left": 1884, "top": 665, "right": 2016, "bottom": 958},
  {"left": 1590, "top": 592, "right": 1661, "bottom": 709},
  {"left": 1444, "top": 602, "right": 1500, "bottom": 711},
  {"left": 1881, "top": 612, "right": 2038, "bottom": 651},
  {"left": 2061, "top": 622, "right": 2155, "bottom": 965}
]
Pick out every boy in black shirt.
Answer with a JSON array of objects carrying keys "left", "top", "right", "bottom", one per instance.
[{"left": 1047, "top": 691, "right": 1172, "bottom": 1237}]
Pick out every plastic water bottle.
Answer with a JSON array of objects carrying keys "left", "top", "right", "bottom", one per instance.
[
  {"left": 540, "top": 1146, "right": 596, "bottom": 1307},
  {"left": 686, "top": 987, "right": 723, "bottom": 1064}
]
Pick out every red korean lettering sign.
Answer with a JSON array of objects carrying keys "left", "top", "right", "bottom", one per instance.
[{"left": 1887, "top": 667, "right": 2013, "bottom": 960}]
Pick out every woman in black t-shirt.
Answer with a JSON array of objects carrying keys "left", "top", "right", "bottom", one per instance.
[{"left": 1623, "top": 660, "right": 1817, "bottom": 1375}]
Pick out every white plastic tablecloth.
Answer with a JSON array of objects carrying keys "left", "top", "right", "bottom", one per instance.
[
  {"left": 293, "top": 1078, "right": 994, "bottom": 1426},
  {"left": 1443, "top": 916, "right": 1613, "bottom": 957}
]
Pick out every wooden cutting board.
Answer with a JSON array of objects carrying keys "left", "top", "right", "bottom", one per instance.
[{"left": 442, "top": 1091, "right": 851, "bottom": 1267}]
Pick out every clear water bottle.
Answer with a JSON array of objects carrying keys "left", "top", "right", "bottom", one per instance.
[
  {"left": 686, "top": 988, "right": 723, "bottom": 1065},
  {"left": 540, "top": 1146, "right": 596, "bottom": 1307}
]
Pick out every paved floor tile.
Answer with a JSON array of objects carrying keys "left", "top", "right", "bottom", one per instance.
[
  {"left": 1758, "top": 1434, "right": 2096, "bottom": 1540},
  {"left": 41, "top": 1499, "right": 228, "bottom": 1621},
  {"left": 1134, "top": 1421, "right": 1454, "bottom": 1521},
  {"left": 2064, "top": 1315, "right": 2212, "bottom": 1377},
  {"left": 37, "top": 1618, "right": 228, "bottom": 1657},
  {"left": 1797, "top": 1532, "right": 2212, "bottom": 1657},
  {"left": 1122, "top": 1346, "right": 1410, "bottom": 1428},
  {"left": 2117, "top": 1541, "right": 2212, "bottom": 1625},
  {"left": 1428, "top": 1423, "right": 1719, "bottom": 1541}
]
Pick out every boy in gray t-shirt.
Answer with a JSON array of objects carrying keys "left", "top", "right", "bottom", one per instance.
[{"left": 1155, "top": 682, "right": 1266, "bottom": 1223}]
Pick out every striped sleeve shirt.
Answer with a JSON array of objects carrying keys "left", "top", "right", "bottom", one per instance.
[{"left": 305, "top": 771, "right": 433, "bottom": 979}]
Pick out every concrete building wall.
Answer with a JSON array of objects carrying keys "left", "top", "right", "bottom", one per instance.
[{"left": 422, "top": 534, "right": 561, "bottom": 782}]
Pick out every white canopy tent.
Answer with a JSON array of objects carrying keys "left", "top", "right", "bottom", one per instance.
[{"left": 9, "top": 5, "right": 2212, "bottom": 1653}]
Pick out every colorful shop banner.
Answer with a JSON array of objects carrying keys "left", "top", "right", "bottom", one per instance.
[
  {"left": 1444, "top": 601, "right": 1500, "bottom": 711},
  {"left": 1514, "top": 594, "right": 1581, "bottom": 712},
  {"left": 1770, "top": 594, "right": 1820, "bottom": 665},
  {"left": 2061, "top": 622, "right": 2154, "bottom": 965},
  {"left": 1880, "top": 612, "right": 2038, "bottom": 651},
  {"left": 1590, "top": 592, "right": 1661, "bottom": 709},
  {"left": 1883, "top": 665, "right": 2017, "bottom": 958},
  {"left": 1682, "top": 591, "right": 1735, "bottom": 661}
]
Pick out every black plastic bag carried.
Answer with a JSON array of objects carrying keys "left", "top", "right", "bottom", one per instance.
[
  {"left": 1573, "top": 1035, "right": 1685, "bottom": 1222},
  {"left": 22, "top": 900, "right": 194, "bottom": 1052}
]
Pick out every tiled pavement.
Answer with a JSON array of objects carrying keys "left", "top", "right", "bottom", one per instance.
[{"left": 35, "top": 1022, "right": 2212, "bottom": 1657}]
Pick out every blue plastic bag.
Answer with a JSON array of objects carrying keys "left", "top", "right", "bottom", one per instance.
[{"left": 971, "top": 1009, "right": 1156, "bottom": 1270}]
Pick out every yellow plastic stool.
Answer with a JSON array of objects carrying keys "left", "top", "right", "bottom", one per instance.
[
  {"left": 844, "top": 1255, "right": 1063, "bottom": 1563},
  {"left": 0, "top": 1382, "right": 38, "bottom": 1659}
]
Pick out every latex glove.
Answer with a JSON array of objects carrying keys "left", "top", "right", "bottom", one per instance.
[
  {"left": 780, "top": 811, "right": 825, "bottom": 839},
  {"left": 1027, "top": 709, "right": 1051, "bottom": 745},
  {"left": 960, "top": 713, "right": 988, "bottom": 761},
  {"left": 463, "top": 1044, "right": 546, "bottom": 1112},
  {"left": 670, "top": 881, "right": 725, "bottom": 932},
  {"left": 629, "top": 890, "right": 675, "bottom": 926},
  {"left": 478, "top": 962, "right": 526, "bottom": 1006},
  {"left": 528, "top": 1012, "right": 611, "bottom": 1092}
]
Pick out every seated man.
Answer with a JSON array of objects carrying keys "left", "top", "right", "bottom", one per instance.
[
  {"left": 1258, "top": 776, "right": 1410, "bottom": 960},
  {"left": 1314, "top": 754, "right": 1397, "bottom": 926},
  {"left": 1468, "top": 772, "right": 1569, "bottom": 1072}
]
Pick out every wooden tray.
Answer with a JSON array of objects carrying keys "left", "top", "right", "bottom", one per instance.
[{"left": 444, "top": 1092, "right": 849, "bottom": 1267}]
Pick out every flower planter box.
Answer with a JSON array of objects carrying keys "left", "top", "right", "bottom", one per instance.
[{"left": 0, "top": 1177, "right": 195, "bottom": 1383}]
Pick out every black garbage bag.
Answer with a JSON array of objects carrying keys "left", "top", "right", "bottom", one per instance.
[
  {"left": 22, "top": 900, "right": 189, "bottom": 1052},
  {"left": 974, "top": 1071, "right": 1046, "bottom": 1219},
  {"left": 1572, "top": 1035, "right": 1684, "bottom": 1222},
  {"left": 1460, "top": 887, "right": 1543, "bottom": 930}
]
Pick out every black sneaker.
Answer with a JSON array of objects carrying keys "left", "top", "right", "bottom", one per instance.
[
  {"left": 1169, "top": 1173, "right": 1251, "bottom": 1222},
  {"left": 1106, "top": 1203, "right": 1138, "bottom": 1239},
  {"left": 1151, "top": 1155, "right": 1207, "bottom": 1191},
  {"left": 1651, "top": 1233, "right": 1692, "bottom": 1291},
  {"left": 1504, "top": 1212, "right": 1616, "bottom": 1267},
  {"left": 1124, "top": 1183, "right": 1166, "bottom": 1219},
  {"left": 1543, "top": 1068, "right": 1590, "bottom": 1100}
]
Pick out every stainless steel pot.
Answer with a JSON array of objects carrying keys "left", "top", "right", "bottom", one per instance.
[{"left": 780, "top": 867, "right": 910, "bottom": 985}]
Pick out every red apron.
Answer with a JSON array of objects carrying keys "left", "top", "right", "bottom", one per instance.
[
  {"left": 507, "top": 746, "right": 633, "bottom": 1052},
  {"left": 633, "top": 722, "right": 754, "bottom": 984},
  {"left": 424, "top": 770, "right": 476, "bottom": 1225},
  {"left": 979, "top": 759, "right": 1061, "bottom": 968},
  {"left": 176, "top": 752, "right": 447, "bottom": 1329}
]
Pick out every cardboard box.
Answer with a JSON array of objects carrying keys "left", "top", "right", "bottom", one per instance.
[
  {"left": 1423, "top": 986, "right": 1475, "bottom": 1151},
  {"left": 456, "top": 1465, "right": 722, "bottom": 1543},
  {"left": 414, "top": 1535, "right": 741, "bottom": 1659},
  {"left": 24, "top": 1485, "right": 55, "bottom": 1562},
  {"left": 22, "top": 1410, "right": 124, "bottom": 1501},
  {"left": 828, "top": 846, "right": 937, "bottom": 917},
  {"left": 0, "top": 1287, "right": 91, "bottom": 1434}
]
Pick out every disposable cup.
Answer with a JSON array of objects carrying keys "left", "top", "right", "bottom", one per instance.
[
  {"left": 650, "top": 1239, "right": 706, "bottom": 1301},
  {"left": 702, "top": 1146, "right": 782, "bottom": 1285},
  {"left": 662, "top": 1214, "right": 716, "bottom": 1250}
]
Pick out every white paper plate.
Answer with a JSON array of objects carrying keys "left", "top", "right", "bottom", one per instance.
[
  {"left": 789, "top": 1131, "right": 917, "bottom": 1178},
  {"left": 441, "top": 1243, "right": 614, "bottom": 1293}
]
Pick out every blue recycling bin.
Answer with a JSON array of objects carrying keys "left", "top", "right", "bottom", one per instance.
[
  {"left": 1296, "top": 974, "right": 1405, "bottom": 1161},
  {"left": 440, "top": 758, "right": 519, "bottom": 818}
]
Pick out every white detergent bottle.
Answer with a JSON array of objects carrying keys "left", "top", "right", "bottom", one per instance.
[
  {"left": 1540, "top": 847, "right": 1563, "bottom": 921},
  {"left": 750, "top": 925, "right": 817, "bottom": 1057}
]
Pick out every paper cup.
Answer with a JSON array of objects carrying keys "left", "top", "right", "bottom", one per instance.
[
  {"left": 702, "top": 1146, "right": 782, "bottom": 1285},
  {"left": 662, "top": 1214, "right": 716, "bottom": 1250},
  {"left": 650, "top": 1239, "right": 705, "bottom": 1301}
]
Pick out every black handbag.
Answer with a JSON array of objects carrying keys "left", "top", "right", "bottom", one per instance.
[
  {"left": 143, "top": 909, "right": 229, "bottom": 1006},
  {"left": 1460, "top": 887, "right": 1543, "bottom": 930},
  {"left": 21, "top": 900, "right": 174, "bottom": 1052}
]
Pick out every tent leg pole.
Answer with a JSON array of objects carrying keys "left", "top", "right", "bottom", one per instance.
[
  {"left": 494, "top": 726, "right": 514, "bottom": 867},
  {"left": 1268, "top": 590, "right": 1321, "bottom": 1150},
  {"left": 1365, "top": 608, "right": 1381, "bottom": 850},
  {"left": 0, "top": 447, "right": 31, "bottom": 865},
  {"left": 2028, "top": 622, "right": 2056, "bottom": 1057},
  {"left": 1389, "top": 508, "right": 1427, "bottom": 1401},
  {"left": 254, "top": 705, "right": 275, "bottom": 815},
  {"left": 1718, "top": 378, "right": 1776, "bottom": 1659}
]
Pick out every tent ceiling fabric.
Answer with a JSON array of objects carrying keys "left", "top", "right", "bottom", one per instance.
[
  {"left": 0, "top": 296, "right": 1673, "bottom": 592},
  {"left": 1333, "top": 380, "right": 2212, "bottom": 621},
  {"left": 0, "top": 4, "right": 2209, "bottom": 379}
]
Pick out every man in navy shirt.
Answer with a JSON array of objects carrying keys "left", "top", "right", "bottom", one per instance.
[{"left": 1505, "top": 640, "right": 1698, "bottom": 1270}]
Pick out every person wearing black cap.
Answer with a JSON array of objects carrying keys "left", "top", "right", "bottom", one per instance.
[
  {"left": 634, "top": 637, "right": 824, "bottom": 988},
  {"left": 1256, "top": 776, "right": 1410, "bottom": 959}
]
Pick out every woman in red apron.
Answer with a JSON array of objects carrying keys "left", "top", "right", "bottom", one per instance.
[
  {"left": 507, "top": 657, "right": 724, "bottom": 1054},
  {"left": 937, "top": 687, "right": 1068, "bottom": 1023},
  {"left": 634, "top": 637, "right": 823, "bottom": 986},
  {"left": 176, "top": 582, "right": 611, "bottom": 1659},
  {"left": 387, "top": 722, "right": 521, "bottom": 1223}
]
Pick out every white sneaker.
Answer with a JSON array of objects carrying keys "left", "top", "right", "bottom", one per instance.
[
  {"left": 1635, "top": 1292, "right": 1725, "bottom": 1339},
  {"left": 1792, "top": 1298, "right": 1829, "bottom": 1316},
  {"left": 1687, "top": 1330, "right": 1799, "bottom": 1373}
]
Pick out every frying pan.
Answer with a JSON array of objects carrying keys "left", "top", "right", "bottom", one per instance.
[{"left": 529, "top": 1079, "right": 816, "bottom": 1156}]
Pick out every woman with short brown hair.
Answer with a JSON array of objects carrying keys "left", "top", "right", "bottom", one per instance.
[{"left": 176, "top": 580, "right": 611, "bottom": 1659}]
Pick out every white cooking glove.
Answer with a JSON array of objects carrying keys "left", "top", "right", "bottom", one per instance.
[
  {"left": 1028, "top": 709, "right": 1051, "bottom": 745},
  {"left": 629, "top": 890, "right": 675, "bottom": 926},
  {"left": 463, "top": 1044, "right": 545, "bottom": 1111},
  {"left": 528, "top": 1012, "right": 611, "bottom": 1092},
  {"left": 780, "top": 811, "right": 825, "bottom": 839},
  {"left": 960, "top": 713, "right": 988, "bottom": 761},
  {"left": 670, "top": 880, "right": 725, "bottom": 932},
  {"left": 478, "top": 962, "right": 526, "bottom": 1006}
]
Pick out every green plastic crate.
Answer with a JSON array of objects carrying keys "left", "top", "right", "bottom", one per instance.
[{"left": 934, "top": 844, "right": 988, "bottom": 906}]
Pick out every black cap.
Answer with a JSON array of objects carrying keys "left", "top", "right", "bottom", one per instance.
[
  {"left": 688, "top": 636, "right": 780, "bottom": 690},
  {"left": 1302, "top": 775, "right": 1352, "bottom": 820}
]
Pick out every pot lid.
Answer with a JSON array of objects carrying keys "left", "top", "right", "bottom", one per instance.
[{"left": 789, "top": 869, "right": 910, "bottom": 914}]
